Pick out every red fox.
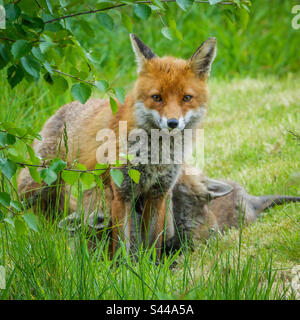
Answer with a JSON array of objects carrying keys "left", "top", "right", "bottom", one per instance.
[{"left": 18, "top": 34, "right": 217, "bottom": 259}]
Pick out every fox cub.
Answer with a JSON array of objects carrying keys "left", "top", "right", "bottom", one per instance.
[
  {"left": 59, "top": 165, "right": 300, "bottom": 253},
  {"left": 18, "top": 34, "right": 217, "bottom": 258}
]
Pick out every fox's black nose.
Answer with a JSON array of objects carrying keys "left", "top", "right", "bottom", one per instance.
[{"left": 167, "top": 118, "right": 179, "bottom": 129}]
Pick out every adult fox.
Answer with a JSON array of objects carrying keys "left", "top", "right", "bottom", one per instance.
[{"left": 18, "top": 34, "right": 217, "bottom": 259}]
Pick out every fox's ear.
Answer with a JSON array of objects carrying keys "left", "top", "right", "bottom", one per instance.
[
  {"left": 205, "top": 178, "right": 233, "bottom": 199},
  {"left": 130, "top": 34, "right": 157, "bottom": 72},
  {"left": 189, "top": 37, "right": 217, "bottom": 79}
]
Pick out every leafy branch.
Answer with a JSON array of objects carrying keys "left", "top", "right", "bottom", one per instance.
[
  {"left": 0, "top": 0, "right": 250, "bottom": 111},
  {"left": 16, "top": 161, "right": 112, "bottom": 173},
  {"left": 45, "top": 1, "right": 234, "bottom": 24},
  {"left": 45, "top": 3, "right": 127, "bottom": 24}
]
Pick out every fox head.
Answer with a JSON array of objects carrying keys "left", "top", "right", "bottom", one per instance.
[{"left": 130, "top": 34, "right": 217, "bottom": 131}]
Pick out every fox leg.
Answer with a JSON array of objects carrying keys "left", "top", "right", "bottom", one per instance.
[
  {"left": 111, "top": 196, "right": 132, "bottom": 257},
  {"left": 143, "top": 195, "right": 167, "bottom": 260}
]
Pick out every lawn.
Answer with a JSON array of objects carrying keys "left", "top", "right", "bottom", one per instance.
[{"left": 0, "top": 73, "right": 299, "bottom": 300}]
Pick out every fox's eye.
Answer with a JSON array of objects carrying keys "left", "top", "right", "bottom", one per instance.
[
  {"left": 152, "top": 94, "right": 162, "bottom": 102},
  {"left": 183, "top": 95, "right": 193, "bottom": 102}
]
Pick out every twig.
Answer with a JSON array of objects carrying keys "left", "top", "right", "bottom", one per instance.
[
  {"left": 157, "top": 12, "right": 167, "bottom": 27},
  {"left": 0, "top": 129, "right": 32, "bottom": 141},
  {"left": 34, "top": 0, "right": 43, "bottom": 9},
  {"left": 45, "top": 3, "right": 126, "bottom": 23},
  {"left": 16, "top": 162, "right": 121, "bottom": 173},
  {"left": 0, "top": 37, "right": 15, "bottom": 42},
  {"left": 52, "top": 69, "right": 96, "bottom": 87}
]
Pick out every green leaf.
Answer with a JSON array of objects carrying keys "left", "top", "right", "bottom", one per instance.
[
  {"left": 21, "top": 55, "right": 40, "bottom": 80},
  {"left": 7, "top": 65, "right": 24, "bottom": 88},
  {"left": 97, "top": 13, "right": 114, "bottom": 30},
  {"left": 51, "top": 75, "right": 69, "bottom": 95},
  {"left": 121, "top": 12, "right": 133, "bottom": 32},
  {"left": 10, "top": 200, "right": 22, "bottom": 212},
  {"left": 26, "top": 145, "right": 40, "bottom": 165},
  {"left": 110, "top": 97, "right": 119, "bottom": 115},
  {"left": 5, "top": 4, "right": 21, "bottom": 21},
  {"left": 85, "top": 50, "right": 102, "bottom": 64},
  {"left": 79, "top": 20, "right": 95, "bottom": 38},
  {"left": 94, "top": 175, "right": 104, "bottom": 190},
  {"left": 174, "top": 29, "right": 183, "bottom": 41},
  {"left": 80, "top": 172, "right": 95, "bottom": 188},
  {"left": 61, "top": 170, "right": 81, "bottom": 185},
  {"left": 49, "top": 158, "right": 67, "bottom": 173},
  {"left": 71, "top": 83, "right": 92, "bottom": 104},
  {"left": 0, "top": 122, "right": 16, "bottom": 131},
  {"left": 161, "top": 27, "right": 174, "bottom": 40},
  {"left": 29, "top": 167, "right": 42, "bottom": 183},
  {"left": 46, "top": 0, "right": 53, "bottom": 14},
  {"left": 110, "top": 168, "right": 123, "bottom": 188},
  {"left": 0, "top": 158, "right": 17, "bottom": 179},
  {"left": 128, "top": 169, "right": 141, "bottom": 184},
  {"left": 22, "top": 15, "right": 44, "bottom": 32},
  {"left": 40, "top": 168, "right": 57, "bottom": 185},
  {"left": 95, "top": 163, "right": 109, "bottom": 170},
  {"left": 176, "top": 0, "right": 193, "bottom": 11},
  {"left": 95, "top": 80, "right": 109, "bottom": 93},
  {"left": 236, "top": 7, "right": 249, "bottom": 29},
  {"left": 32, "top": 47, "right": 45, "bottom": 62},
  {"left": 11, "top": 40, "right": 32, "bottom": 60},
  {"left": 26, "top": 127, "right": 41, "bottom": 140},
  {"left": 133, "top": 4, "right": 151, "bottom": 20},
  {"left": 77, "top": 163, "right": 87, "bottom": 171},
  {"left": 0, "top": 44, "right": 10, "bottom": 62},
  {"left": 0, "top": 133, "right": 6, "bottom": 147},
  {"left": 23, "top": 213, "right": 39, "bottom": 232},
  {"left": 151, "top": 0, "right": 165, "bottom": 10},
  {"left": 14, "top": 127, "right": 27, "bottom": 137},
  {"left": 114, "top": 87, "right": 125, "bottom": 104},
  {"left": 94, "top": 163, "right": 109, "bottom": 176},
  {"left": 44, "top": 72, "right": 54, "bottom": 84},
  {"left": 6, "top": 134, "right": 16, "bottom": 145},
  {"left": 0, "top": 192, "right": 11, "bottom": 207},
  {"left": 0, "top": 132, "right": 16, "bottom": 147},
  {"left": 4, "top": 217, "right": 14, "bottom": 227}
]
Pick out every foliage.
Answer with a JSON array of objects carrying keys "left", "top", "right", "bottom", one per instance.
[
  {"left": 0, "top": 122, "right": 40, "bottom": 233},
  {"left": 0, "top": 0, "right": 250, "bottom": 104}
]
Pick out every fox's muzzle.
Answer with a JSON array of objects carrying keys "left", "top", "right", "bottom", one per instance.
[{"left": 167, "top": 118, "right": 179, "bottom": 129}]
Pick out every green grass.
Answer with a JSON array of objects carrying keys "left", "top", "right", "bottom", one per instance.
[{"left": 0, "top": 74, "right": 299, "bottom": 300}]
